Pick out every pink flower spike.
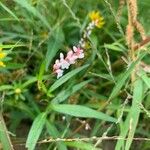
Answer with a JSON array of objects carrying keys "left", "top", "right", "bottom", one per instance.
[
  {"left": 55, "top": 69, "right": 63, "bottom": 79},
  {"left": 60, "top": 53, "right": 70, "bottom": 69},
  {"left": 66, "top": 50, "right": 78, "bottom": 64},
  {"left": 73, "top": 46, "right": 84, "bottom": 59}
]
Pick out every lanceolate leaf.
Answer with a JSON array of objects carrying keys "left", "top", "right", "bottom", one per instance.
[
  {"left": 51, "top": 80, "right": 92, "bottom": 104},
  {"left": 26, "top": 113, "right": 47, "bottom": 150},
  {"left": 125, "top": 79, "right": 143, "bottom": 150},
  {"left": 115, "top": 79, "right": 143, "bottom": 150},
  {"left": 51, "top": 104, "right": 117, "bottom": 122},
  {"left": 0, "top": 113, "right": 14, "bottom": 150}
]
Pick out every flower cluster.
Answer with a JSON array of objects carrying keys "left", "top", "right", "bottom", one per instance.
[
  {"left": 89, "top": 11, "right": 105, "bottom": 28},
  {"left": 79, "top": 11, "right": 104, "bottom": 48},
  {"left": 53, "top": 11, "right": 104, "bottom": 79},
  {"left": 53, "top": 46, "right": 84, "bottom": 78},
  {"left": 0, "top": 48, "right": 6, "bottom": 67}
]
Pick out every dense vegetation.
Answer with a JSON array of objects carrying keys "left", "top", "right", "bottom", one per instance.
[{"left": 0, "top": 0, "right": 150, "bottom": 149}]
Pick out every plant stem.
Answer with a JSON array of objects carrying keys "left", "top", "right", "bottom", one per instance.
[{"left": 0, "top": 93, "right": 14, "bottom": 150}]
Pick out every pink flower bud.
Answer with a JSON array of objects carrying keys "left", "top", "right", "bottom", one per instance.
[
  {"left": 60, "top": 53, "right": 70, "bottom": 69},
  {"left": 73, "top": 46, "right": 84, "bottom": 59},
  {"left": 53, "top": 46, "right": 84, "bottom": 78},
  {"left": 55, "top": 69, "right": 64, "bottom": 79},
  {"left": 66, "top": 50, "right": 78, "bottom": 64},
  {"left": 53, "top": 59, "right": 61, "bottom": 71}
]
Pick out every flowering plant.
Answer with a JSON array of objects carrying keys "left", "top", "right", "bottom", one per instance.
[{"left": 53, "top": 11, "right": 104, "bottom": 78}]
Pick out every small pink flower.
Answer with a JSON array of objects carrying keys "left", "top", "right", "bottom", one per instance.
[
  {"left": 55, "top": 69, "right": 63, "bottom": 79},
  {"left": 66, "top": 50, "right": 78, "bottom": 64},
  {"left": 73, "top": 46, "right": 84, "bottom": 59},
  {"left": 53, "top": 59, "right": 61, "bottom": 71},
  {"left": 60, "top": 53, "right": 70, "bottom": 69},
  {"left": 53, "top": 46, "right": 84, "bottom": 79}
]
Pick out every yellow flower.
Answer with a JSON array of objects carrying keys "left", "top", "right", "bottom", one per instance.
[
  {"left": 0, "top": 52, "right": 6, "bottom": 59},
  {"left": 0, "top": 47, "right": 7, "bottom": 67},
  {"left": 89, "top": 11, "right": 105, "bottom": 28},
  {"left": 0, "top": 61, "right": 6, "bottom": 67}
]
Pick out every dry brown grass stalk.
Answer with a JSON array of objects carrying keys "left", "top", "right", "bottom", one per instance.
[
  {"left": 14, "top": 136, "right": 150, "bottom": 146},
  {"left": 117, "top": 0, "right": 126, "bottom": 21},
  {"left": 134, "top": 21, "right": 146, "bottom": 40}
]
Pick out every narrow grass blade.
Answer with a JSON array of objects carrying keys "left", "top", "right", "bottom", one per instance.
[
  {"left": 46, "top": 122, "right": 67, "bottom": 150},
  {"left": 138, "top": 70, "right": 150, "bottom": 89},
  {"left": 0, "top": 1, "right": 19, "bottom": 21},
  {"left": 22, "top": 75, "right": 49, "bottom": 88},
  {"left": 51, "top": 80, "right": 91, "bottom": 104},
  {"left": 26, "top": 113, "right": 47, "bottom": 150},
  {"left": 48, "top": 64, "right": 89, "bottom": 93},
  {"left": 125, "top": 79, "right": 143, "bottom": 150},
  {"left": 51, "top": 104, "right": 117, "bottom": 122},
  {"left": 109, "top": 53, "right": 145, "bottom": 100},
  {"left": 14, "top": 0, "right": 50, "bottom": 29},
  {"left": 115, "top": 79, "right": 143, "bottom": 150},
  {"left": 104, "top": 43, "right": 124, "bottom": 52},
  {"left": 45, "top": 28, "right": 64, "bottom": 70},
  {"left": 0, "top": 44, "right": 24, "bottom": 49},
  {"left": 89, "top": 72, "right": 113, "bottom": 81},
  {"left": 0, "top": 113, "right": 14, "bottom": 150}
]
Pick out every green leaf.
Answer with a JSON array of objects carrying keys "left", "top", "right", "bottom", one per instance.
[
  {"left": 51, "top": 104, "right": 117, "bottom": 122},
  {"left": 104, "top": 39, "right": 126, "bottom": 51},
  {"left": 14, "top": 0, "right": 51, "bottom": 29},
  {"left": 38, "top": 61, "right": 46, "bottom": 82},
  {"left": 6, "top": 63, "right": 25, "bottom": 69},
  {"left": 104, "top": 43, "right": 124, "bottom": 52},
  {"left": 5, "top": 101, "right": 35, "bottom": 119},
  {"left": 46, "top": 122, "right": 67, "bottom": 150},
  {"left": 45, "top": 28, "right": 64, "bottom": 71},
  {"left": 89, "top": 72, "right": 113, "bottom": 81},
  {"left": 22, "top": 75, "right": 49, "bottom": 88},
  {"left": 109, "top": 53, "right": 145, "bottom": 100},
  {"left": 0, "top": 44, "right": 24, "bottom": 49},
  {"left": 51, "top": 80, "right": 91, "bottom": 104},
  {"left": 48, "top": 64, "right": 89, "bottom": 93},
  {"left": 0, "top": 1, "right": 19, "bottom": 21},
  {"left": 26, "top": 113, "right": 47, "bottom": 150},
  {"left": 0, "top": 85, "right": 13, "bottom": 91},
  {"left": 0, "top": 114, "right": 14, "bottom": 150},
  {"left": 115, "top": 79, "right": 143, "bottom": 150},
  {"left": 125, "top": 79, "right": 143, "bottom": 150},
  {"left": 65, "top": 141, "right": 101, "bottom": 150},
  {"left": 138, "top": 70, "right": 150, "bottom": 89}
]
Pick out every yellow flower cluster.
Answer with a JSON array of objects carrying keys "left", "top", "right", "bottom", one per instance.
[
  {"left": 89, "top": 11, "right": 105, "bottom": 28},
  {"left": 0, "top": 48, "right": 6, "bottom": 67}
]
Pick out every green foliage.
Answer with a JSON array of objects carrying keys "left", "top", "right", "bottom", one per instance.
[
  {"left": 48, "top": 64, "right": 89, "bottom": 93},
  {"left": 50, "top": 104, "right": 117, "bottom": 122},
  {"left": 26, "top": 113, "right": 47, "bottom": 150},
  {"left": 0, "top": 0, "right": 150, "bottom": 150}
]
